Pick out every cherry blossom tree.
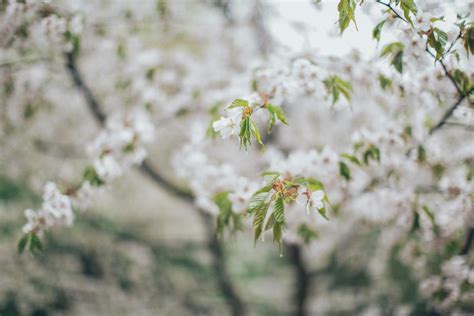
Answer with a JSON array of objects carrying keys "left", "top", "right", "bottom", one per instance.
[{"left": 1, "top": 0, "right": 473, "bottom": 314}]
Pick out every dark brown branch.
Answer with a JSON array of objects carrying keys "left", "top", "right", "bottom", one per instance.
[
  {"left": 64, "top": 52, "right": 246, "bottom": 316},
  {"left": 200, "top": 211, "right": 247, "bottom": 316},
  {"left": 287, "top": 244, "right": 310, "bottom": 316},
  {"left": 65, "top": 52, "right": 106, "bottom": 124},
  {"left": 460, "top": 227, "right": 474, "bottom": 255},
  {"left": 428, "top": 91, "right": 472, "bottom": 135}
]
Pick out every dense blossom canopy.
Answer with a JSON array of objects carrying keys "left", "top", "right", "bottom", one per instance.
[{"left": 1, "top": 0, "right": 473, "bottom": 314}]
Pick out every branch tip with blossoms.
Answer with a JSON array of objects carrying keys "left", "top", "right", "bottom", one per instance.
[
  {"left": 212, "top": 96, "right": 288, "bottom": 150},
  {"left": 247, "top": 172, "right": 329, "bottom": 254}
]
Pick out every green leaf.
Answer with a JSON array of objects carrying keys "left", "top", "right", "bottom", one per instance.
[
  {"left": 214, "top": 192, "right": 242, "bottom": 236},
  {"left": 17, "top": 234, "right": 30, "bottom": 255},
  {"left": 267, "top": 104, "right": 289, "bottom": 133},
  {"left": 323, "top": 75, "right": 352, "bottom": 104},
  {"left": 267, "top": 109, "right": 276, "bottom": 133},
  {"left": 29, "top": 233, "right": 43, "bottom": 253},
  {"left": 399, "top": 0, "right": 417, "bottom": 26},
  {"left": 268, "top": 104, "right": 289, "bottom": 125},
  {"left": 337, "top": 0, "right": 358, "bottom": 34},
  {"left": 381, "top": 42, "right": 405, "bottom": 73},
  {"left": 298, "top": 224, "right": 319, "bottom": 244},
  {"left": 318, "top": 206, "right": 329, "bottom": 220},
  {"left": 428, "top": 28, "right": 448, "bottom": 61},
  {"left": 239, "top": 117, "right": 251, "bottom": 149},
  {"left": 341, "top": 153, "right": 361, "bottom": 166},
  {"left": 411, "top": 210, "right": 421, "bottom": 232},
  {"left": 264, "top": 213, "right": 276, "bottom": 231},
  {"left": 339, "top": 161, "right": 351, "bottom": 181},
  {"left": 260, "top": 171, "right": 280, "bottom": 177},
  {"left": 417, "top": 145, "right": 426, "bottom": 163},
  {"left": 247, "top": 191, "right": 270, "bottom": 213},
  {"left": 273, "top": 195, "right": 285, "bottom": 223},
  {"left": 65, "top": 31, "right": 81, "bottom": 57},
  {"left": 363, "top": 146, "right": 381, "bottom": 165},
  {"left": 372, "top": 20, "right": 385, "bottom": 42},
  {"left": 249, "top": 119, "right": 264, "bottom": 148},
  {"left": 453, "top": 69, "right": 472, "bottom": 94},
  {"left": 378, "top": 74, "right": 393, "bottom": 90},
  {"left": 294, "top": 177, "right": 325, "bottom": 191},
  {"left": 463, "top": 26, "right": 474, "bottom": 57},
  {"left": 273, "top": 221, "right": 283, "bottom": 252},
  {"left": 253, "top": 203, "right": 270, "bottom": 245},
  {"left": 83, "top": 166, "right": 105, "bottom": 186},
  {"left": 229, "top": 99, "right": 249, "bottom": 108},
  {"left": 421, "top": 205, "right": 435, "bottom": 223}
]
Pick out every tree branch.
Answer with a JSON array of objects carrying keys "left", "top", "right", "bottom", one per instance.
[
  {"left": 375, "top": 0, "right": 408, "bottom": 23},
  {"left": 377, "top": 1, "right": 474, "bottom": 256},
  {"left": 460, "top": 227, "right": 474, "bottom": 255},
  {"left": 287, "top": 244, "right": 310, "bottom": 316},
  {"left": 64, "top": 52, "right": 246, "bottom": 316},
  {"left": 428, "top": 90, "right": 472, "bottom": 135}
]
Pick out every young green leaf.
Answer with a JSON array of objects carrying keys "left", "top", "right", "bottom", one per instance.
[
  {"left": 372, "top": 20, "right": 385, "bottom": 42},
  {"left": 417, "top": 145, "right": 427, "bottom": 163},
  {"left": 253, "top": 202, "right": 270, "bottom": 245},
  {"left": 273, "top": 195, "right": 285, "bottom": 223},
  {"left": 399, "top": 0, "right": 417, "bottom": 26},
  {"left": 239, "top": 117, "right": 251, "bottom": 149},
  {"left": 29, "top": 233, "right": 43, "bottom": 253},
  {"left": 229, "top": 99, "right": 249, "bottom": 108},
  {"left": 341, "top": 153, "right": 361, "bottom": 166},
  {"left": 267, "top": 104, "right": 289, "bottom": 133},
  {"left": 17, "top": 233, "right": 30, "bottom": 255},
  {"left": 378, "top": 74, "right": 393, "bottom": 90},
  {"left": 339, "top": 161, "right": 351, "bottom": 181},
  {"left": 247, "top": 191, "right": 270, "bottom": 213},
  {"left": 428, "top": 28, "right": 448, "bottom": 60},
  {"left": 273, "top": 221, "right": 283, "bottom": 254},
  {"left": 318, "top": 206, "right": 329, "bottom": 220},
  {"left": 83, "top": 166, "right": 105, "bottom": 186},
  {"left": 463, "top": 26, "right": 474, "bottom": 57},
  {"left": 298, "top": 224, "right": 319, "bottom": 244},
  {"left": 323, "top": 75, "right": 352, "bottom": 104},
  {"left": 249, "top": 119, "right": 264, "bottom": 148},
  {"left": 337, "top": 0, "right": 358, "bottom": 34},
  {"left": 381, "top": 42, "right": 405, "bottom": 73},
  {"left": 214, "top": 192, "right": 242, "bottom": 236}
]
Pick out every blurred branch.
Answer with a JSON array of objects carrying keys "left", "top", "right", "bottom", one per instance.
[
  {"left": 443, "top": 121, "right": 474, "bottom": 132},
  {"left": 33, "top": 138, "right": 84, "bottom": 159},
  {"left": 461, "top": 227, "right": 474, "bottom": 255},
  {"left": 213, "top": 0, "right": 233, "bottom": 23},
  {"left": 287, "top": 244, "right": 310, "bottom": 316},
  {"left": 64, "top": 52, "right": 246, "bottom": 316},
  {"left": 65, "top": 53, "right": 106, "bottom": 124},
  {"left": 250, "top": 0, "right": 273, "bottom": 57},
  {"left": 428, "top": 90, "right": 473, "bottom": 135}
]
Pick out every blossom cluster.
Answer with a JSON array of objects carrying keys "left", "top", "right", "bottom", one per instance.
[{"left": 20, "top": 107, "right": 155, "bottom": 247}]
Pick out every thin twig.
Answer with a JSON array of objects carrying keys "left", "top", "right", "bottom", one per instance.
[
  {"left": 64, "top": 52, "right": 246, "bottom": 316},
  {"left": 428, "top": 90, "right": 472, "bottom": 135},
  {"left": 375, "top": 0, "right": 408, "bottom": 23}
]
